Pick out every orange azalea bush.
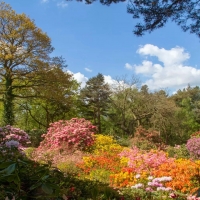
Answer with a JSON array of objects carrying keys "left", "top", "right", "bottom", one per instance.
[
  {"left": 152, "top": 159, "right": 200, "bottom": 194},
  {"left": 77, "top": 135, "right": 124, "bottom": 183},
  {"left": 77, "top": 151, "right": 124, "bottom": 183}
]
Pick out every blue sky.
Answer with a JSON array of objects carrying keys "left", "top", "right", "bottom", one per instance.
[{"left": 4, "top": 0, "right": 200, "bottom": 93}]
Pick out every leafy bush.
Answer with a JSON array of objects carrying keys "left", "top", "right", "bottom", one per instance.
[
  {"left": 26, "top": 129, "right": 45, "bottom": 147},
  {"left": 0, "top": 158, "right": 66, "bottom": 199},
  {"left": 38, "top": 118, "right": 96, "bottom": 152},
  {"left": 24, "top": 147, "right": 36, "bottom": 159},
  {"left": 57, "top": 161, "right": 81, "bottom": 176},
  {"left": 131, "top": 126, "right": 164, "bottom": 150},
  {"left": 115, "top": 136, "right": 132, "bottom": 147},
  {"left": 166, "top": 144, "right": 190, "bottom": 159}
]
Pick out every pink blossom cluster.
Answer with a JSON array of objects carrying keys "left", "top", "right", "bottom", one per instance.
[
  {"left": 119, "top": 146, "right": 174, "bottom": 173},
  {"left": 187, "top": 195, "right": 200, "bottom": 200},
  {"left": 39, "top": 118, "right": 96, "bottom": 151},
  {"left": 0, "top": 125, "right": 30, "bottom": 149},
  {"left": 186, "top": 136, "right": 200, "bottom": 159}
]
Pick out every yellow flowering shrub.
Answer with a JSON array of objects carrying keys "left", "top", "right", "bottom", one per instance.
[
  {"left": 92, "top": 134, "right": 123, "bottom": 154},
  {"left": 110, "top": 169, "right": 148, "bottom": 188}
]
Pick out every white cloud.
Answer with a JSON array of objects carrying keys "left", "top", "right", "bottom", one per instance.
[
  {"left": 104, "top": 75, "right": 116, "bottom": 85},
  {"left": 67, "top": 71, "right": 134, "bottom": 90},
  {"left": 134, "top": 61, "right": 163, "bottom": 76},
  {"left": 126, "top": 44, "right": 200, "bottom": 91},
  {"left": 125, "top": 63, "right": 134, "bottom": 70},
  {"left": 104, "top": 75, "right": 132, "bottom": 91},
  {"left": 137, "top": 44, "right": 190, "bottom": 67},
  {"left": 85, "top": 67, "right": 92, "bottom": 72},
  {"left": 57, "top": 1, "right": 68, "bottom": 8},
  {"left": 67, "top": 71, "right": 88, "bottom": 88}
]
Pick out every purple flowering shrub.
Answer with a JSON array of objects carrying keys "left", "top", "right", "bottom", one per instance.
[
  {"left": 0, "top": 125, "right": 30, "bottom": 148},
  {"left": 38, "top": 118, "right": 96, "bottom": 152},
  {"left": 186, "top": 136, "right": 200, "bottom": 159}
]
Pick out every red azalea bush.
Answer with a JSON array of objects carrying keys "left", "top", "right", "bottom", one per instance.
[{"left": 38, "top": 118, "right": 96, "bottom": 152}]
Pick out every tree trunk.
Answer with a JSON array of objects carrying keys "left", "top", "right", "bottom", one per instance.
[
  {"left": 97, "top": 106, "right": 101, "bottom": 133},
  {"left": 3, "top": 71, "right": 14, "bottom": 125}
]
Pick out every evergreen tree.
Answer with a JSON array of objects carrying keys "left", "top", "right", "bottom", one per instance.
[{"left": 80, "top": 73, "right": 111, "bottom": 133}]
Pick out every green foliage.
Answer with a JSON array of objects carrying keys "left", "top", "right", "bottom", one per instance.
[
  {"left": 79, "top": 73, "right": 111, "bottom": 133},
  {"left": 0, "top": 152, "right": 66, "bottom": 199},
  {"left": 24, "top": 147, "right": 36, "bottom": 159},
  {"left": 115, "top": 136, "right": 132, "bottom": 147},
  {"left": 166, "top": 145, "right": 190, "bottom": 159},
  {"left": 57, "top": 161, "right": 81, "bottom": 176},
  {"left": 88, "top": 168, "right": 112, "bottom": 184},
  {"left": 0, "top": 2, "right": 53, "bottom": 125},
  {"left": 62, "top": 176, "right": 121, "bottom": 200},
  {"left": 131, "top": 126, "right": 163, "bottom": 150},
  {"left": 26, "top": 129, "right": 45, "bottom": 147}
]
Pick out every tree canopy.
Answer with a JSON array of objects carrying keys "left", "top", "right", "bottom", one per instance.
[
  {"left": 0, "top": 2, "right": 76, "bottom": 126},
  {"left": 79, "top": 73, "right": 111, "bottom": 133}
]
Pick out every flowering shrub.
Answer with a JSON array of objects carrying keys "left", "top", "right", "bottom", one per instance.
[
  {"left": 152, "top": 159, "right": 200, "bottom": 193},
  {"left": 119, "top": 146, "right": 174, "bottom": 173},
  {"left": 186, "top": 136, "right": 200, "bottom": 159},
  {"left": 110, "top": 169, "right": 147, "bottom": 188},
  {"left": 77, "top": 151, "right": 123, "bottom": 184},
  {"left": 131, "top": 126, "right": 163, "bottom": 150},
  {"left": 117, "top": 175, "right": 188, "bottom": 200},
  {"left": 38, "top": 118, "right": 96, "bottom": 152},
  {"left": 91, "top": 134, "right": 123, "bottom": 154},
  {"left": 0, "top": 125, "right": 30, "bottom": 156},
  {"left": 166, "top": 144, "right": 190, "bottom": 159}
]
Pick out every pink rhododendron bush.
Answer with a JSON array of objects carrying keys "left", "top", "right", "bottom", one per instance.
[
  {"left": 186, "top": 132, "right": 200, "bottom": 159},
  {"left": 38, "top": 118, "right": 96, "bottom": 153}
]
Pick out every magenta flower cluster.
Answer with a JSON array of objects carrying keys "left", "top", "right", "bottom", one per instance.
[
  {"left": 0, "top": 125, "right": 30, "bottom": 149},
  {"left": 39, "top": 118, "right": 96, "bottom": 151},
  {"left": 186, "top": 136, "right": 200, "bottom": 159}
]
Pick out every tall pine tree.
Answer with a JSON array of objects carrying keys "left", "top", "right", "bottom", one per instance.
[{"left": 80, "top": 73, "right": 111, "bottom": 133}]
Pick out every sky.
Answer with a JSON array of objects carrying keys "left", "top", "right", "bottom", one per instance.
[{"left": 4, "top": 0, "right": 200, "bottom": 93}]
